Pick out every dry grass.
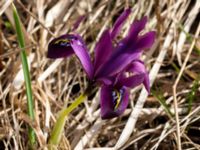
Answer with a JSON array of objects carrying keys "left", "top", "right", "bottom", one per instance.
[{"left": 0, "top": 0, "right": 200, "bottom": 149}]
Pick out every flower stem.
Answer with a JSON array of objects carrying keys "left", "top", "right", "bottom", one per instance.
[{"left": 49, "top": 93, "right": 87, "bottom": 148}]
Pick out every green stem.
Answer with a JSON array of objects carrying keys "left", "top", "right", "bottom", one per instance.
[
  {"left": 49, "top": 93, "right": 87, "bottom": 147},
  {"left": 12, "top": 3, "right": 35, "bottom": 146}
]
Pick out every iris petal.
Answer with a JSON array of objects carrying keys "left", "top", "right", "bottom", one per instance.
[
  {"left": 71, "top": 38, "right": 94, "bottom": 79},
  {"left": 48, "top": 34, "right": 94, "bottom": 79},
  {"left": 135, "top": 31, "right": 156, "bottom": 50},
  {"left": 126, "top": 60, "right": 146, "bottom": 73},
  {"left": 118, "top": 16, "right": 148, "bottom": 47},
  {"left": 128, "top": 16, "right": 147, "bottom": 41},
  {"left": 96, "top": 17, "right": 155, "bottom": 79},
  {"left": 126, "top": 60, "right": 150, "bottom": 93},
  {"left": 96, "top": 51, "right": 141, "bottom": 79},
  {"left": 118, "top": 74, "right": 145, "bottom": 88},
  {"left": 47, "top": 34, "right": 75, "bottom": 59},
  {"left": 143, "top": 73, "right": 150, "bottom": 93},
  {"left": 94, "top": 30, "right": 113, "bottom": 72},
  {"left": 111, "top": 8, "right": 131, "bottom": 39},
  {"left": 100, "top": 85, "right": 129, "bottom": 119}
]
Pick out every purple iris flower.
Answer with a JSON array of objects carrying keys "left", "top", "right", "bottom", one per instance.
[{"left": 47, "top": 8, "right": 156, "bottom": 119}]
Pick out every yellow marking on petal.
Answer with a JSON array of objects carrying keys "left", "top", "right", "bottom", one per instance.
[
  {"left": 114, "top": 90, "right": 122, "bottom": 111},
  {"left": 55, "top": 39, "right": 70, "bottom": 44}
]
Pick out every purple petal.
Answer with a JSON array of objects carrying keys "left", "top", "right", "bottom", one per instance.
[
  {"left": 71, "top": 38, "right": 94, "bottom": 79},
  {"left": 126, "top": 60, "right": 146, "bottom": 73},
  {"left": 118, "top": 74, "right": 145, "bottom": 88},
  {"left": 96, "top": 51, "right": 141, "bottom": 79},
  {"left": 135, "top": 31, "right": 156, "bottom": 50},
  {"left": 116, "top": 16, "right": 147, "bottom": 48},
  {"left": 100, "top": 85, "right": 129, "bottom": 119},
  {"left": 47, "top": 34, "right": 75, "bottom": 58},
  {"left": 128, "top": 16, "right": 147, "bottom": 41},
  {"left": 143, "top": 73, "right": 150, "bottom": 93},
  {"left": 94, "top": 30, "right": 113, "bottom": 72},
  {"left": 95, "top": 17, "right": 154, "bottom": 78},
  {"left": 97, "top": 77, "right": 113, "bottom": 85},
  {"left": 127, "top": 60, "right": 150, "bottom": 93},
  {"left": 111, "top": 8, "right": 131, "bottom": 39},
  {"left": 96, "top": 30, "right": 155, "bottom": 79}
]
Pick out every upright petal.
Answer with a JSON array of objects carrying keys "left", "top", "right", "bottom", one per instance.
[
  {"left": 111, "top": 8, "right": 131, "bottom": 39},
  {"left": 118, "top": 18, "right": 155, "bottom": 53},
  {"left": 71, "top": 38, "right": 94, "bottom": 79},
  {"left": 96, "top": 50, "right": 141, "bottom": 79},
  {"left": 95, "top": 17, "right": 155, "bottom": 79},
  {"left": 100, "top": 85, "right": 129, "bottom": 119},
  {"left": 47, "top": 34, "right": 75, "bottom": 58},
  {"left": 96, "top": 29, "right": 155, "bottom": 79},
  {"left": 94, "top": 30, "right": 113, "bottom": 72},
  {"left": 117, "top": 16, "right": 148, "bottom": 47},
  {"left": 135, "top": 31, "right": 156, "bottom": 50},
  {"left": 128, "top": 16, "right": 147, "bottom": 41}
]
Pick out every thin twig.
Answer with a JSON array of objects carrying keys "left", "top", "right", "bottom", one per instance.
[
  {"left": 16, "top": 0, "right": 56, "bottom": 37},
  {"left": 0, "top": 44, "right": 36, "bottom": 59},
  {"left": 172, "top": 23, "right": 200, "bottom": 150}
]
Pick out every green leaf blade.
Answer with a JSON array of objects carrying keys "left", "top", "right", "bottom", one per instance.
[{"left": 12, "top": 3, "right": 35, "bottom": 146}]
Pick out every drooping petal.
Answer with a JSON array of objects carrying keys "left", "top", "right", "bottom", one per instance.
[
  {"left": 126, "top": 60, "right": 150, "bottom": 93},
  {"left": 48, "top": 34, "right": 94, "bottom": 79},
  {"left": 94, "top": 30, "right": 113, "bottom": 72},
  {"left": 143, "top": 73, "right": 150, "bottom": 93},
  {"left": 71, "top": 38, "right": 94, "bottom": 79},
  {"left": 100, "top": 85, "right": 129, "bottom": 119},
  {"left": 47, "top": 34, "right": 75, "bottom": 58},
  {"left": 111, "top": 8, "right": 131, "bottom": 39}
]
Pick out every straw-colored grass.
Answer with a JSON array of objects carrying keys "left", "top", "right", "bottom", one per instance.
[{"left": 0, "top": 0, "right": 200, "bottom": 149}]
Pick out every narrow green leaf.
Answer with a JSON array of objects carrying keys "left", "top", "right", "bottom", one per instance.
[
  {"left": 152, "top": 90, "right": 174, "bottom": 118},
  {"left": 49, "top": 94, "right": 87, "bottom": 148},
  {"left": 186, "top": 77, "right": 200, "bottom": 113},
  {"left": 12, "top": 3, "right": 35, "bottom": 146},
  {"left": 172, "top": 62, "right": 180, "bottom": 74}
]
